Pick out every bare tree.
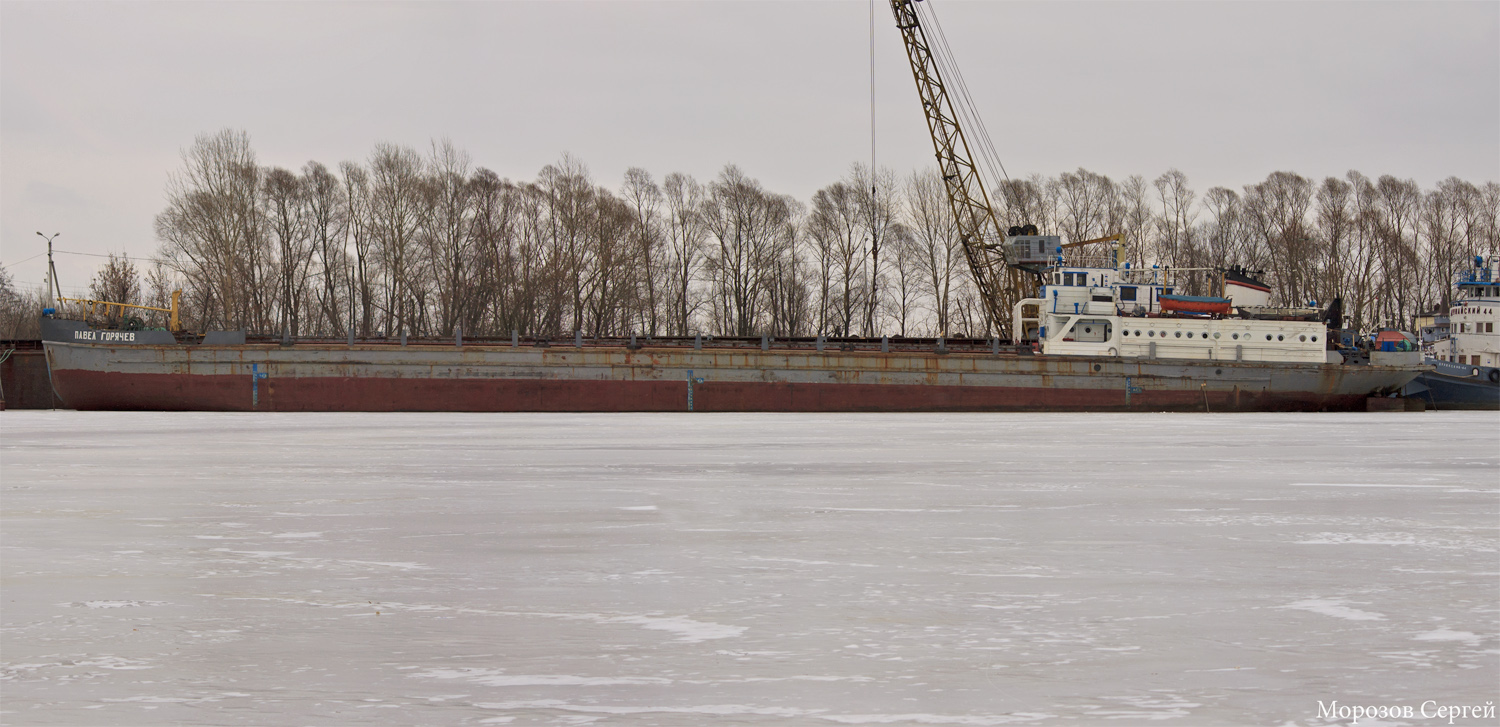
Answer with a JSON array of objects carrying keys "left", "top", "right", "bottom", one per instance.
[
  {"left": 536, "top": 155, "right": 596, "bottom": 336},
  {"left": 468, "top": 168, "right": 516, "bottom": 334},
  {"left": 1422, "top": 178, "right": 1482, "bottom": 312},
  {"left": 1314, "top": 177, "right": 1353, "bottom": 307},
  {"left": 423, "top": 139, "right": 476, "bottom": 336},
  {"left": 662, "top": 173, "right": 706, "bottom": 335},
  {"left": 1242, "top": 171, "right": 1315, "bottom": 305},
  {"left": 851, "top": 164, "right": 899, "bottom": 336},
  {"left": 885, "top": 223, "right": 921, "bottom": 337},
  {"left": 1344, "top": 170, "right": 1382, "bottom": 331},
  {"left": 1153, "top": 169, "right": 1198, "bottom": 269},
  {"left": 1201, "top": 186, "right": 1243, "bottom": 275},
  {"left": 303, "top": 161, "right": 349, "bottom": 335},
  {"left": 1374, "top": 175, "right": 1422, "bottom": 327},
  {"left": 143, "top": 262, "right": 180, "bottom": 319},
  {"left": 994, "top": 174, "right": 1053, "bottom": 233},
  {"left": 903, "top": 169, "right": 962, "bottom": 335},
  {"left": 580, "top": 192, "right": 637, "bottom": 338},
  {"left": 702, "top": 165, "right": 794, "bottom": 336},
  {"left": 0, "top": 265, "right": 43, "bottom": 339},
  {"left": 339, "top": 162, "right": 376, "bottom": 336},
  {"left": 155, "top": 129, "right": 265, "bottom": 331},
  {"left": 1055, "top": 168, "right": 1116, "bottom": 244},
  {"left": 806, "top": 180, "right": 866, "bottom": 336},
  {"left": 1116, "top": 175, "right": 1153, "bottom": 268},
  {"left": 367, "top": 143, "right": 427, "bottom": 336},
  {"left": 85, "top": 253, "right": 142, "bottom": 326},
  {"left": 262, "top": 167, "right": 312, "bottom": 334},
  {"left": 763, "top": 207, "right": 812, "bottom": 337},
  {"left": 621, "top": 168, "right": 666, "bottom": 335}
]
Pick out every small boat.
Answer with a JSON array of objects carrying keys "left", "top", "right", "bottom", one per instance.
[
  {"left": 1223, "top": 267, "right": 1272, "bottom": 308},
  {"left": 1159, "top": 294, "right": 1232, "bottom": 316}
]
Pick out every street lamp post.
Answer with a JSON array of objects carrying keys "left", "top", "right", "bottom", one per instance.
[{"left": 36, "top": 231, "right": 61, "bottom": 309}]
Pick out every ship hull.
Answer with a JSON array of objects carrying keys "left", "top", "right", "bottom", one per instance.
[
  {"left": 44, "top": 341, "right": 1419, "bottom": 413},
  {"left": 1404, "top": 361, "right": 1500, "bottom": 411}
]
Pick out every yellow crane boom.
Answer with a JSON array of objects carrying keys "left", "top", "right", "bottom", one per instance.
[
  {"left": 57, "top": 290, "right": 182, "bottom": 332},
  {"left": 888, "top": 0, "right": 1036, "bottom": 337}
]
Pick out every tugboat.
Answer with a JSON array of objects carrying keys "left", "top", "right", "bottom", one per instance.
[{"left": 1404, "top": 255, "right": 1500, "bottom": 410}]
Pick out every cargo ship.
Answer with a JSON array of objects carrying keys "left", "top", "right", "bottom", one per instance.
[{"left": 40, "top": 234, "right": 1422, "bottom": 413}]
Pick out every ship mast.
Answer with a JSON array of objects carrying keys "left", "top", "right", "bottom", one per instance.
[{"left": 887, "top": 0, "right": 1035, "bottom": 338}]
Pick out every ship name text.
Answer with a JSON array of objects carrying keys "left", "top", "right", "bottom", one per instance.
[{"left": 73, "top": 330, "right": 137, "bottom": 342}]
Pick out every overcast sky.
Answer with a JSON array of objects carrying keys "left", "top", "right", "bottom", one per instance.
[{"left": 3, "top": 0, "right": 1496, "bottom": 294}]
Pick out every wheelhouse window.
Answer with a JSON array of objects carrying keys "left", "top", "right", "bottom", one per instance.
[{"left": 1119, "top": 286, "right": 1137, "bottom": 302}]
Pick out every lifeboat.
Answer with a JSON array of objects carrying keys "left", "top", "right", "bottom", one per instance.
[{"left": 1158, "top": 294, "right": 1231, "bottom": 315}]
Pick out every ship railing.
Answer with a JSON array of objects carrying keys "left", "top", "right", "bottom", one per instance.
[
  {"left": 240, "top": 333, "right": 1033, "bottom": 355},
  {"left": 1458, "top": 267, "right": 1495, "bottom": 284},
  {"left": 56, "top": 290, "right": 182, "bottom": 331}
]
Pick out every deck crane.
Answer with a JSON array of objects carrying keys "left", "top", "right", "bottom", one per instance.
[{"left": 888, "top": 0, "right": 1047, "bottom": 338}]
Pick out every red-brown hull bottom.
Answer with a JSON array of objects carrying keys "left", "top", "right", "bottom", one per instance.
[{"left": 50, "top": 369, "right": 1372, "bottom": 413}]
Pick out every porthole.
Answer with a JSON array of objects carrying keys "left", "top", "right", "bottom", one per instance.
[
  {"left": 1148, "top": 330, "right": 1155, "bottom": 337},
  {"left": 1311, "top": 335, "right": 1318, "bottom": 342},
  {"left": 1174, "top": 331, "right": 1182, "bottom": 338},
  {"left": 1266, "top": 334, "right": 1273, "bottom": 341},
  {"left": 1215, "top": 369, "right": 1223, "bottom": 375},
  {"left": 1186, "top": 331, "right": 1194, "bottom": 338},
  {"left": 1213, "top": 332, "right": 1221, "bottom": 339},
  {"left": 1084, "top": 327, "right": 1093, "bottom": 334},
  {"left": 1277, "top": 334, "right": 1284, "bottom": 341},
  {"left": 1299, "top": 335, "right": 1306, "bottom": 342},
  {"left": 1231, "top": 333, "right": 1239, "bottom": 340},
  {"left": 1134, "top": 330, "right": 1141, "bottom": 337},
  {"left": 1093, "top": 364, "right": 1102, "bottom": 372}
]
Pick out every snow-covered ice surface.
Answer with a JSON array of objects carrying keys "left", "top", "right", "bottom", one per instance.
[{"left": 2, "top": 411, "right": 1496, "bottom": 726}]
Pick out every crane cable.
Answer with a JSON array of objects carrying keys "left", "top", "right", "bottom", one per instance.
[
  {"left": 920, "top": 3, "right": 1012, "bottom": 190},
  {"left": 912, "top": 1, "right": 1026, "bottom": 225}
]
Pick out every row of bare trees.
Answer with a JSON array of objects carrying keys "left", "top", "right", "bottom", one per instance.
[
  {"left": 2, "top": 129, "right": 1495, "bottom": 340},
  {"left": 137, "top": 130, "right": 970, "bottom": 339}
]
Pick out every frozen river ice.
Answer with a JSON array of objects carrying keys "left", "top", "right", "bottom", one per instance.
[{"left": 1, "top": 411, "right": 1496, "bottom": 726}]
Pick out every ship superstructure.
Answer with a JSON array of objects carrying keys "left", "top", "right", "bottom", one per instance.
[
  {"left": 1433, "top": 255, "right": 1499, "bottom": 368},
  {"left": 1012, "top": 239, "right": 1333, "bottom": 366},
  {"left": 1405, "top": 255, "right": 1499, "bottom": 409}
]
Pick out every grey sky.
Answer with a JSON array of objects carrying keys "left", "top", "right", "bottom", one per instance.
[{"left": 3, "top": 0, "right": 1496, "bottom": 294}]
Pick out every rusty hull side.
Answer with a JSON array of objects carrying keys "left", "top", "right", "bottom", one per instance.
[{"left": 44, "top": 341, "right": 1418, "bottom": 412}]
